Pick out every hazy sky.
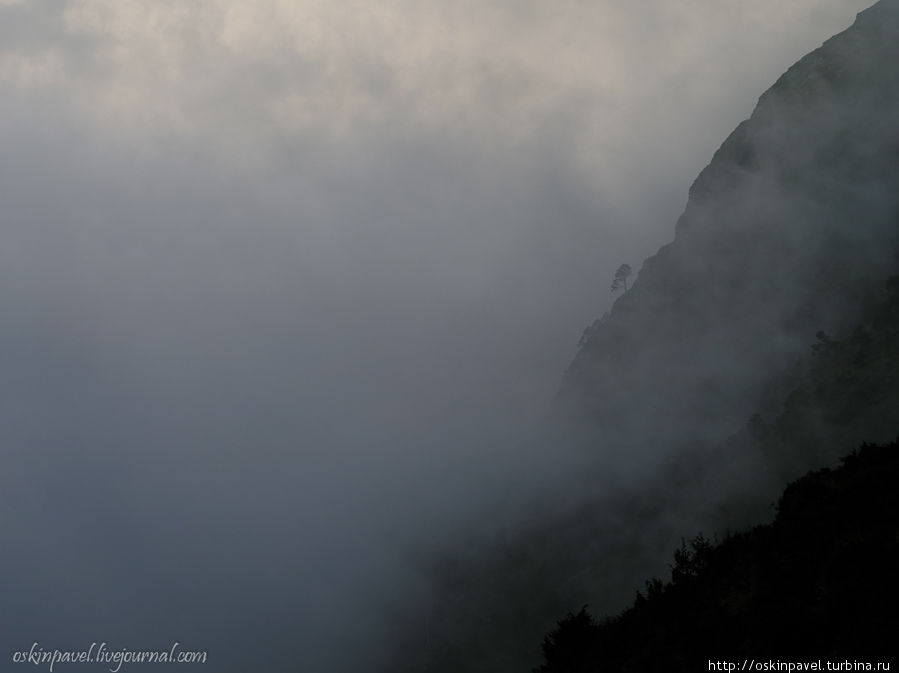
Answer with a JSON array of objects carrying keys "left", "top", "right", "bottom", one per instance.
[{"left": 0, "top": 1, "right": 873, "bottom": 671}]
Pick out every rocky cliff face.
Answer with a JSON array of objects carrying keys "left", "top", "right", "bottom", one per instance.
[{"left": 561, "top": 0, "right": 899, "bottom": 461}]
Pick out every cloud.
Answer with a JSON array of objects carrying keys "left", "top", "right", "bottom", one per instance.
[{"left": 2, "top": 2, "right": 872, "bottom": 155}]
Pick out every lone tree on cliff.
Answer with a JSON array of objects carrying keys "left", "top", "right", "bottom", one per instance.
[{"left": 611, "top": 263, "right": 632, "bottom": 294}]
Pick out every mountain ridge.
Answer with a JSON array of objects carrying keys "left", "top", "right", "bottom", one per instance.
[
  {"left": 561, "top": 0, "right": 899, "bottom": 461},
  {"left": 379, "top": 3, "right": 899, "bottom": 670}
]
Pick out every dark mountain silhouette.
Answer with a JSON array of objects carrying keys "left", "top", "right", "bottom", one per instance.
[{"left": 378, "top": 2, "right": 899, "bottom": 670}]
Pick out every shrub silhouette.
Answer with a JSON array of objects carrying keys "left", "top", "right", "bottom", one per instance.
[{"left": 533, "top": 440, "right": 899, "bottom": 672}]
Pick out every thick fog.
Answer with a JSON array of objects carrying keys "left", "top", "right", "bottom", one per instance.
[{"left": 0, "top": 2, "right": 874, "bottom": 671}]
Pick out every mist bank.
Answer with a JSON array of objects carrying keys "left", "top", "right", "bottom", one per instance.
[{"left": 0, "top": 127, "right": 604, "bottom": 672}]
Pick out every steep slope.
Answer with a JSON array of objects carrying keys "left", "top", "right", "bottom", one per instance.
[
  {"left": 381, "top": 278, "right": 899, "bottom": 673},
  {"left": 561, "top": 0, "right": 899, "bottom": 462},
  {"left": 379, "top": 3, "right": 899, "bottom": 672}
]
